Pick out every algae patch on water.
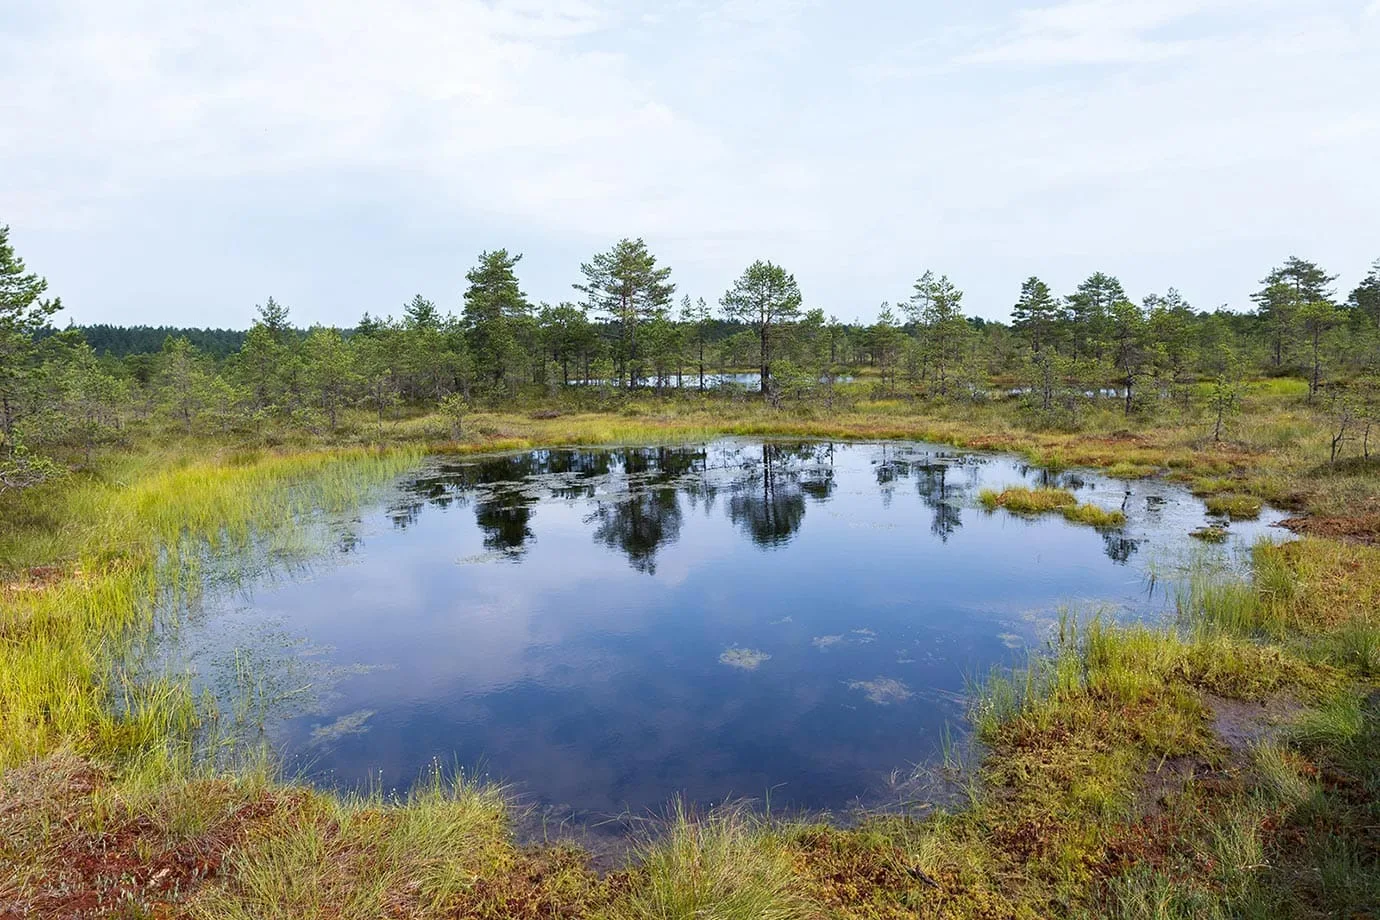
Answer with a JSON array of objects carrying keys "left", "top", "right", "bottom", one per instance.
[
  {"left": 846, "top": 678, "right": 914, "bottom": 705},
  {"left": 719, "top": 647, "right": 772, "bottom": 670}
]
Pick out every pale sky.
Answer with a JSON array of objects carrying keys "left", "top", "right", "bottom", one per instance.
[{"left": 4, "top": 0, "right": 1378, "bottom": 328}]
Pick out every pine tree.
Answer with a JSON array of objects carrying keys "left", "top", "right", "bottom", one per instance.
[
  {"left": 302, "top": 326, "right": 357, "bottom": 428},
  {"left": 1349, "top": 258, "right": 1380, "bottom": 329},
  {"left": 720, "top": 261, "right": 803, "bottom": 396},
  {"left": 1253, "top": 257, "right": 1337, "bottom": 369},
  {"left": 463, "top": 249, "right": 530, "bottom": 387},
  {"left": 574, "top": 239, "right": 675, "bottom": 388},
  {"left": 1106, "top": 299, "right": 1148, "bottom": 415},
  {"left": 1065, "top": 272, "right": 1126, "bottom": 358},
  {"left": 403, "top": 295, "right": 440, "bottom": 332},
  {"left": 0, "top": 225, "right": 62, "bottom": 442},
  {"left": 907, "top": 271, "right": 970, "bottom": 397},
  {"left": 1011, "top": 276, "right": 1062, "bottom": 355}
]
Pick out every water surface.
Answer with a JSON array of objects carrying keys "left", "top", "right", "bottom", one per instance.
[{"left": 170, "top": 439, "right": 1285, "bottom": 819}]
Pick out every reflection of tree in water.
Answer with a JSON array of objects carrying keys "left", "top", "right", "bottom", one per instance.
[
  {"left": 585, "top": 446, "right": 706, "bottom": 573},
  {"left": 868, "top": 446, "right": 971, "bottom": 541},
  {"left": 1017, "top": 463, "right": 1087, "bottom": 491},
  {"left": 727, "top": 443, "right": 832, "bottom": 547},
  {"left": 388, "top": 452, "right": 557, "bottom": 554},
  {"left": 384, "top": 441, "right": 840, "bottom": 561},
  {"left": 915, "top": 462, "right": 964, "bottom": 542},
  {"left": 473, "top": 485, "right": 537, "bottom": 554},
  {"left": 1102, "top": 531, "right": 1139, "bottom": 564},
  {"left": 589, "top": 488, "right": 682, "bottom": 573}
]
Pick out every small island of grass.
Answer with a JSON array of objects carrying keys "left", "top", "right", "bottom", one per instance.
[{"left": 978, "top": 485, "right": 1127, "bottom": 528}]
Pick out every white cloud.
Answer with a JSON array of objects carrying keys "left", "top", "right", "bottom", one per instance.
[
  {"left": 2, "top": 0, "right": 1378, "bottom": 325},
  {"left": 961, "top": 0, "right": 1249, "bottom": 65}
]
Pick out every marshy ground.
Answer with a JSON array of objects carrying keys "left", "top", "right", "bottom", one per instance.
[{"left": 2, "top": 384, "right": 1378, "bottom": 919}]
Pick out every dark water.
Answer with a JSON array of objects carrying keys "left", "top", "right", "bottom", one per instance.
[
  {"left": 573, "top": 372, "right": 854, "bottom": 389},
  {"left": 173, "top": 440, "right": 1285, "bottom": 821}
]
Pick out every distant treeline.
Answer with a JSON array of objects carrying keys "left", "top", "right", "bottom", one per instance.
[
  {"left": 3, "top": 223, "right": 1380, "bottom": 492},
  {"left": 41, "top": 324, "right": 250, "bottom": 359}
]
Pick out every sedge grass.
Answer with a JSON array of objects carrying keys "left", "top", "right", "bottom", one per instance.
[
  {"left": 978, "top": 486, "right": 1126, "bottom": 528},
  {"left": 0, "top": 447, "right": 422, "bottom": 773},
  {"left": 192, "top": 764, "right": 511, "bottom": 920},
  {"left": 612, "top": 800, "right": 813, "bottom": 920}
]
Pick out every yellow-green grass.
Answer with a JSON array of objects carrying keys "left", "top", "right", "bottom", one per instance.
[
  {"left": 979, "top": 485, "right": 1127, "bottom": 528},
  {"left": 190, "top": 766, "right": 516, "bottom": 920},
  {"left": 1204, "top": 492, "right": 1264, "bottom": 520},
  {"left": 0, "top": 447, "right": 422, "bottom": 775}
]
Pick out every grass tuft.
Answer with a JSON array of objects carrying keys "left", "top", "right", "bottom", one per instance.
[
  {"left": 613, "top": 800, "right": 812, "bottom": 920},
  {"left": 1204, "top": 493, "right": 1263, "bottom": 520},
  {"left": 978, "top": 485, "right": 1126, "bottom": 528}
]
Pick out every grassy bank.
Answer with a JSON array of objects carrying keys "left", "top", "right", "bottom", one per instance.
[{"left": 2, "top": 388, "right": 1378, "bottom": 917}]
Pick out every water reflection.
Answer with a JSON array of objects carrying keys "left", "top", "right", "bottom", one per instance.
[
  {"left": 176, "top": 439, "right": 1291, "bottom": 820},
  {"left": 728, "top": 443, "right": 827, "bottom": 548}
]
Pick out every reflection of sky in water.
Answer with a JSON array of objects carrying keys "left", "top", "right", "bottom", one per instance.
[{"left": 162, "top": 440, "right": 1288, "bottom": 819}]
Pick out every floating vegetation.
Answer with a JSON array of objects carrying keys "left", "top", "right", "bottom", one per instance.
[
  {"left": 978, "top": 485, "right": 1077, "bottom": 514},
  {"left": 719, "top": 647, "right": 771, "bottom": 670},
  {"left": 1060, "top": 502, "right": 1127, "bottom": 528},
  {"left": 1205, "top": 493, "right": 1264, "bottom": 520},
  {"left": 845, "top": 677, "right": 914, "bottom": 705},
  {"left": 309, "top": 709, "right": 376, "bottom": 746},
  {"left": 1191, "top": 524, "right": 1231, "bottom": 543},
  {"left": 978, "top": 485, "right": 1125, "bottom": 528},
  {"left": 456, "top": 549, "right": 523, "bottom": 565}
]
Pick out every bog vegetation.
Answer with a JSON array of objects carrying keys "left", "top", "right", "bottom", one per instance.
[
  {"left": 4, "top": 225, "right": 1380, "bottom": 487},
  {"left": 2, "top": 224, "right": 1379, "bottom": 917}
]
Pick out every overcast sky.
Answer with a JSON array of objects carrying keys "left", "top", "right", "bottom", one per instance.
[{"left": 4, "top": 0, "right": 1378, "bottom": 328}]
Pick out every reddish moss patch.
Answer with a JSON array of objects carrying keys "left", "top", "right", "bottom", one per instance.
[
  {"left": 0, "top": 758, "right": 294, "bottom": 920},
  {"left": 1280, "top": 514, "right": 1380, "bottom": 545}
]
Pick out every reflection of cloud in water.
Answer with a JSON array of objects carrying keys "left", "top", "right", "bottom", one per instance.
[{"left": 174, "top": 437, "right": 1297, "bottom": 816}]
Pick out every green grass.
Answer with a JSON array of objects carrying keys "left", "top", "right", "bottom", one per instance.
[
  {"left": 1204, "top": 492, "right": 1264, "bottom": 519},
  {"left": 0, "top": 447, "right": 422, "bottom": 773},
  {"left": 1190, "top": 524, "right": 1229, "bottom": 543},
  {"left": 978, "top": 484, "right": 1076, "bottom": 513},
  {"left": 1061, "top": 502, "right": 1127, "bottom": 528},
  {"left": 191, "top": 766, "right": 513, "bottom": 920},
  {"left": 978, "top": 485, "right": 1126, "bottom": 528},
  {"left": 611, "top": 801, "right": 813, "bottom": 920}
]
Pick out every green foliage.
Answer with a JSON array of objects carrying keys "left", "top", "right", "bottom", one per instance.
[
  {"left": 464, "top": 248, "right": 531, "bottom": 387},
  {"left": 720, "top": 260, "right": 802, "bottom": 395},
  {"left": 0, "top": 225, "right": 62, "bottom": 447},
  {"left": 576, "top": 238, "right": 674, "bottom": 387}
]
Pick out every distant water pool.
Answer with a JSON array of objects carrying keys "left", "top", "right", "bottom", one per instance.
[{"left": 163, "top": 440, "right": 1286, "bottom": 821}]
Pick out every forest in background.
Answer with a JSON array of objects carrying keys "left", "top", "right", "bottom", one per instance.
[{"left": 3, "top": 223, "right": 1379, "bottom": 492}]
